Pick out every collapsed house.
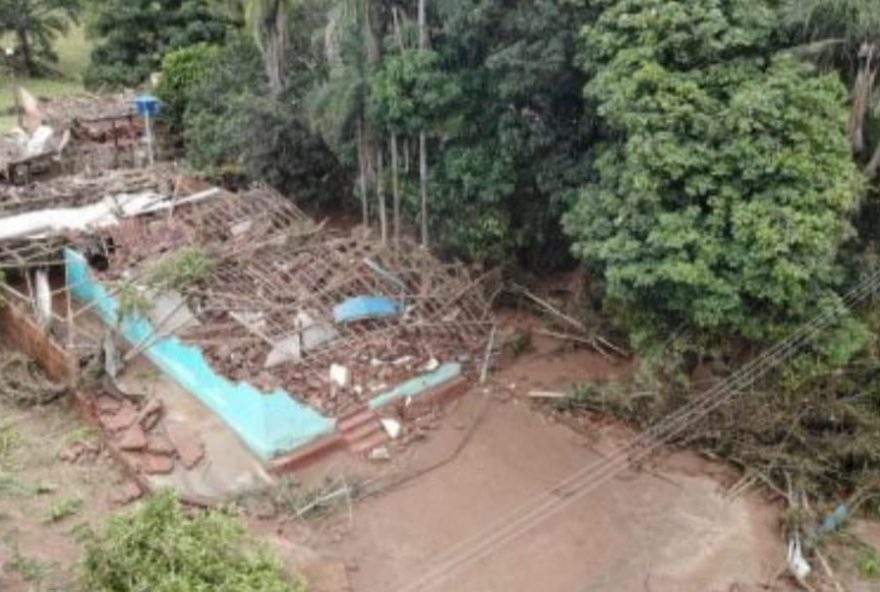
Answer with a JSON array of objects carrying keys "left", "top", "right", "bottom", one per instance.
[
  {"left": 0, "top": 88, "right": 146, "bottom": 183},
  {"left": 0, "top": 165, "right": 493, "bottom": 484}
]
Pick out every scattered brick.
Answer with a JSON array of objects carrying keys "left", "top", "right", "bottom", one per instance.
[
  {"left": 111, "top": 481, "right": 144, "bottom": 505},
  {"left": 166, "top": 422, "right": 205, "bottom": 469},
  {"left": 95, "top": 395, "right": 122, "bottom": 415},
  {"left": 142, "top": 453, "right": 175, "bottom": 475},
  {"left": 58, "top": 442, "right": 85, "bottom": 463},
  {"left": 118, "top": 423, "right": 148, "bottom": 451},
  {"left": 101, "top": 403, "right": 138, "bottom": 432},
  {"left": 138, "top": 398, "right": 164, "bottom": 431},
  {"left": 146, "top": 430, "right": 176, "bottom": 456}
]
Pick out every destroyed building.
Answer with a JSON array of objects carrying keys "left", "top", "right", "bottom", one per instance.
[{"left": 0, "top": 163, "right": 493, "bottom": 497}]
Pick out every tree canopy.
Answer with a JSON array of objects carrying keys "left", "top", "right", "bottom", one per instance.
[
  {"left": 565, "top": 0, "right": 864, "bottom": 349},
  {"left": 0, "top": 0, "right": 80, "bottom": 76}
]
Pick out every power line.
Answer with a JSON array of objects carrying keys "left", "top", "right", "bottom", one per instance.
[{"left": 385, "top": 269, "right": 880, "bottom": 592}]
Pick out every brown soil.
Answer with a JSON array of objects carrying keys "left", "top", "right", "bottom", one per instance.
[
  {"left": 0, "top": 393, "right": 128, "bottom": 591},
  {"left": 302, "top": 336, "right": 793, "bottom": 592}
]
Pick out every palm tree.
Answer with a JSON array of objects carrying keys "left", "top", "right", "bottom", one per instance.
[
  {"left": 308, "top": 0, "right": 383, "bottom": 228},
  {"left": 246, "top": 0, "right": 294, "bottom": 95},
  {"left": 784, "top": 0, "right": 880, "bottom": 176},
  {"left": 0, "top": 0, "right": 80, "bottom": 76}
]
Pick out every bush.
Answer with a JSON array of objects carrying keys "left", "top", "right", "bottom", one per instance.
[
  {"left": 156, "top": 44, "right": 223, "bottom": 131},
  {"left": 81, "top": 491, "right": 304, "bottom": 592}
]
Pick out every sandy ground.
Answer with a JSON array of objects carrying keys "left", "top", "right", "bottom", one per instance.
[{"left": 304, "top": 337, "right": 790, "bottom": 592}]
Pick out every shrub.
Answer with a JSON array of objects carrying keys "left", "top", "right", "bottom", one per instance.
[
  {"left": 81, "top": 490, "right": 304, "bottom": 592},
  {"left": 147, "top": 246, "right": 215, "bottom": 292},
  {"left": 156, "top": 44, "right": 223, "bottom": 131}
]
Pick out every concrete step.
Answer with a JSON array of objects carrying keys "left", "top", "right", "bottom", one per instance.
[
  {"left": 349, "top": 430, "right": 390, "bottom": 455},
  {"left": 342, "top": 419, "right": 384, "bottom": 444},
  {"left": 337, "top": 407, "right": 376, "bottom": 433}
]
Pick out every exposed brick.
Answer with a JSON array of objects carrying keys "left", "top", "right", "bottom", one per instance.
[
  {"left": 118, "top": 424, "right": 148, "bottom": 451},
  {"left": 165, "top": 422, "right": 204, "bottom": 469},
  {"left": 146, "top": 430, "right": 176, "bottom": 456},
  {"left": 142, "top": 453, "right": 175, "bottom": 475}
]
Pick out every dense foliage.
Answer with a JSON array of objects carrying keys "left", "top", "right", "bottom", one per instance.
[
  {"left": 81, "top": 491, "right": 304, "bottom": 592},
  {"left": 84, "top": 0, "right": 234, "bottom": 88},
  {"left": 565, "top": 0, "right": 865, "bottom": 350},
  {"left": 157, "top": 9, "right": 347, "bottom": 204},
  {"left": 0, "top": 0, "right": 80, "bottom": 76}
]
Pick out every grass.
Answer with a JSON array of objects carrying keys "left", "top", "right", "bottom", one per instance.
[
  {"left": 858, "top": 546, "right": 880, "bottom": 579},
  {"left": 0, "top": 24, "right": 92, "bottom": 132},
  {"left": 6, "top": 545, "right": 52, "bottom": 583},
  {"left": 43, "top": 496, "right": 83, "bottom": 524},
  {"left": 0, "top": 423, "right": 19, "bottom": 470}
]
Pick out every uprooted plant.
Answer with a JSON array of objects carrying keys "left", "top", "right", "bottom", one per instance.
[{"left": 554, "top": 309, "right": 880, "bottom": 511}]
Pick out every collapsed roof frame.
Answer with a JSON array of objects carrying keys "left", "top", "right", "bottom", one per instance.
[{"left": 0, "top": 166, "right": 494, "bottom": 415}]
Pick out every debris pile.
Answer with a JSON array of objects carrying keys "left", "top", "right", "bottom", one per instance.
[
  {"left": 0, "top": 350, "right": 68, "bottom": 406},
  {"left": 94, "top": 394, "right": 205, "bottom": 475},
  {"left": 0, "top": 163, "right": 493, "bottom": 425},
  {"left": 0, "top": 87, "right": 145, "bottom": 182}
]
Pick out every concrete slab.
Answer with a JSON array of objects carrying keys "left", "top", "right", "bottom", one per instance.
[{"left": 117, "top": 356, "right": 274, "bottom": 501}]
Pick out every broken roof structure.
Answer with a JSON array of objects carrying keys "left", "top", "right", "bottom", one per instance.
[
  {"left": 0, "top": 88, "right": 146, "bottom": 183},
  {"left": 0, "top": 165, "right": 493, "bottom": 464}
]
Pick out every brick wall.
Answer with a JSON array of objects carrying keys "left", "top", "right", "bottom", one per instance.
[{"left": 0, "top": 301, "right": 76, "bottom": 384}]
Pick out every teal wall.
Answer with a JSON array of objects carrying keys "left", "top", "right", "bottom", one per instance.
[
  {"left": 368, "top": 362, "right": 462, "bottom": 410},
  {"left": 65, "top": 249, "right": 335, "bottom": 460}
]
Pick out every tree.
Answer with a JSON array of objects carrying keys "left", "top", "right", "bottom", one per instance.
[
  {"left": 84, "top": 0, "right": 235, "bottom": 89},
  {"left": 245, "top": 0, "right": 294, "bottom": 96},
  {"left": 565, "top": 0, "right": 864, "bottom": 352},
  {"left": 0, "top": 0, "right": 80, "bottom": 76},
  {"left": 783, "top": 0, "right": 880, "bottom": 178}
]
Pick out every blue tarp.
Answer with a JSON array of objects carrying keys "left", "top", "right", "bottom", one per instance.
[{"left": 334, "top": 296, "right": 400, "bottom": 324}]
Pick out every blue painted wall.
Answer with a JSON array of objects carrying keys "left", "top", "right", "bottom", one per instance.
[
  {"left": 65, "top": 249, "right": 335, "bottom": 460},
  {"left": 368, "top": 363, "right": 462, "bottom": 410}
]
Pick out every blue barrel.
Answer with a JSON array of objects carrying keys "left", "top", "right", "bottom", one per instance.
[{"left": 134, "top": 95, "right": 161, "bottom": 117}]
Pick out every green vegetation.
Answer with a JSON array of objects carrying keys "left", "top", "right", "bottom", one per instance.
[
  {"left": 6, "top": 544, "right": 52, "bottom": 583},
  {"left": 115, "top": 281, "right": 154, "bottom": 320},
  {"left": 859, "top": 546, "right": 880, "bottom": 579},
  {"left": 566, "top": 0, "right": 864, "bottom": 351},
  {"left": 83, "top": 0, "right": 235, "bottom": 89},
  {"left": 0, "top": 23, "right": 90, "bottom": 132},
  {"left": 81, "top": 491, "right": 305, "bottom": 592},
  {"left": 4, "top": 0, "right": 872, "bottom": 547},
  {"left": 43, "top": 495, "right": 82, "bottom": 523},
  {"left": 0, "top": 422, "right": 19, "bottom": 470},
  {"left": 147, "top": 246, "right": 215, "bottom": 291},
  {"left": 0, "top": 0, "right": 81, "bottom": 76}
]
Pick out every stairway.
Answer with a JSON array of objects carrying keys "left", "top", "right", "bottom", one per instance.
[{"left": 337, "top": 406, "right": 389, "bottom": 456}]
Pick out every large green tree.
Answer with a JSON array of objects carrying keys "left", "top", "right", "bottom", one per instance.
[
  {"left": 0, "top": 0, "right": 80, "bottom": 76},
  {"left": 565, "top": 0, "right": 864, "bottom": 351}
]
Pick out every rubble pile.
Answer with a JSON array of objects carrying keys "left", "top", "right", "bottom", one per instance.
[{"left": 95, "top": 395, "right": 205, "bottom": 476}]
